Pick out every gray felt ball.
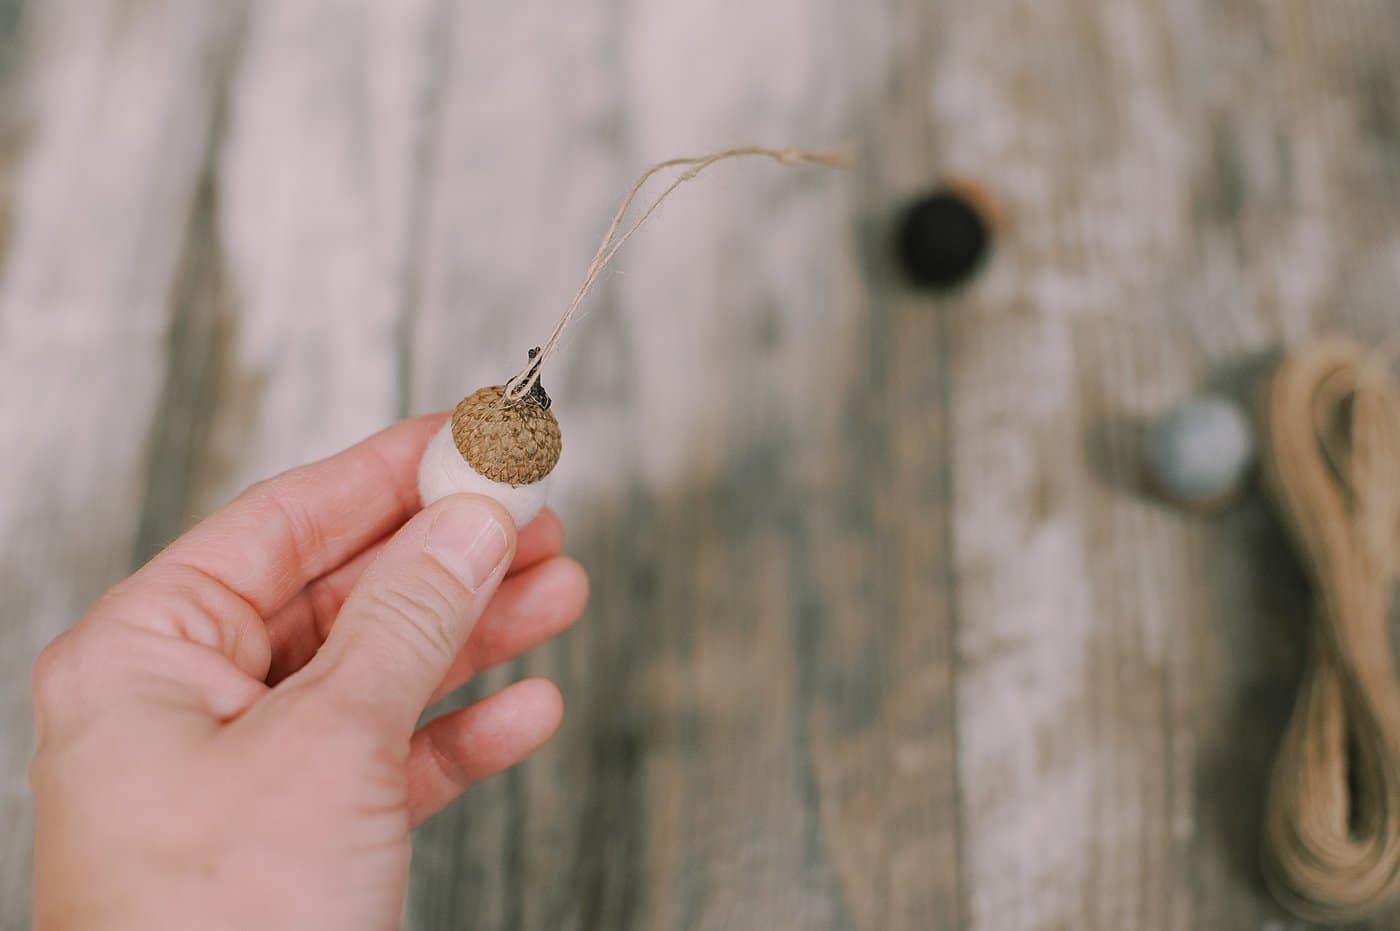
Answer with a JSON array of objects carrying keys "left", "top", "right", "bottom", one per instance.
[{"left": 1145, "top": 395, "right": 1257, "bottom": 507}]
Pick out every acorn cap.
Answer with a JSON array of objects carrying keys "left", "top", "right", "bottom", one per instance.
[{"left": 451, "top": 385, "right": 562, "bottom": 486}]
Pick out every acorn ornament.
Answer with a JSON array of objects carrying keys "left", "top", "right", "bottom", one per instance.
[
  {"left": 418, "top": 349, "right": 562, "bottom": 527},
  {"left": 417, "top": 145, "right": 848, "bottom": 526}
]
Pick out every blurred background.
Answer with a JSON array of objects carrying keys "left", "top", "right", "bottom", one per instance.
[{"left": 2, "top": 1, "right": 1399, "bottom": 929}]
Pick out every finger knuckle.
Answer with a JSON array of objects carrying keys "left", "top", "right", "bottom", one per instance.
[
  {"left": 423, "top": 727, "right": 469, "bottom": 791},
  {"left": 157, "top": 566, "right": 269, "bottom": 668},
  {"left": 362, "top": 577, "right": 462, "bottom": 667},
  {"left": 239, "top": 475, "right": 280, "bottom": 504},
  {"left": 29, "top": 634, "right": 72, "bottom": 713},
  {"left": 29, "top": 628, "right": 99, "bottom": 740},
  {"left": 242, "top": 477, "right": 324, "bottom": 567}
]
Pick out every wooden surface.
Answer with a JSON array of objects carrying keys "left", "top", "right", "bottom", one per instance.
[{"left": 2, "top": 1, "right": 1399, "bottom": 928}]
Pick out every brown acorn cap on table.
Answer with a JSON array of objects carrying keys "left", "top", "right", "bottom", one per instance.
[{"left": 450, "top": 380, "right": 561, "bottom": 486}]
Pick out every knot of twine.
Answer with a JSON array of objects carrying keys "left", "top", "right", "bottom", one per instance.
[
  {"left": 1262, "top": 337, "right": 1400, "bottom": 923},
  {"left": 502, "top": 144, "right": 851, "bottom": 404}
]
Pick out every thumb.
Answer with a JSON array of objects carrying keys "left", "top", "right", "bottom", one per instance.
[{"left": 302, "top": 494, "right": 516, "bottom": 736}]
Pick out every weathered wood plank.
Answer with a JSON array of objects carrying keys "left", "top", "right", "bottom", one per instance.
[
  {"left": 404, "top": 1, "right": 960, "bottom": 928},
  {"left": 0, "top": 0, "right": 29, "bottom": 262},
  {"left": 3, "top": 0, "right": 1400, "bottom": 928},
  {"left": 941, "top": 1, "right": 1400, "bottom": 929},
  {"left": 0, "top": 3, "right": 243, "bottom": 926},
  {"left": 403, "top": 5, "right": 631, "bottom": 926},
  {"left": 171, "top": 0, "right": 440, "bottom": 519}
]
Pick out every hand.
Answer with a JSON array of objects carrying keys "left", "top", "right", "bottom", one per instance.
[{"left": 28, "top": 415, "right": 589, "bottom": 930}]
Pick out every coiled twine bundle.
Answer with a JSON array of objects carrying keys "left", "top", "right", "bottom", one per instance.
[{"left": 1262, "top": 338, "right": 1400, "bottom": 923}]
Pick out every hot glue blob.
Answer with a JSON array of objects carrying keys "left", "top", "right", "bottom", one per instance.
[{"left": 418, "top": 352, "right": 562, "bottom": 528}]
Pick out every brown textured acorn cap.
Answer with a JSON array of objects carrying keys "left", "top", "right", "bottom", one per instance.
[{"left": 451, "top": 385, "right": 562, "bottom": 486}]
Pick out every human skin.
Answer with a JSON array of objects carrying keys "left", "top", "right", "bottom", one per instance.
[{"left": 28, "top": 414, "right": 589, "bottom": 930}]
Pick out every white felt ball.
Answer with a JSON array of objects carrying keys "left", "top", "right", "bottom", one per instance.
[
  {"left": 418, "top": 421, "right": 551, "bottom": 528},
  {"left": 1145, "top": 395, "right": 1256, "bottom": 508}
]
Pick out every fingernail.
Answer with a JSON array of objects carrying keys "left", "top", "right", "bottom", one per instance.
[{"left": 425, "top": 499, "right": 510, "bottom": 591}]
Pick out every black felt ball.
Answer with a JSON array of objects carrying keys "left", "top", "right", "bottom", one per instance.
[{"left": 895, "top": 188, "right": 992, "bottom": 290}]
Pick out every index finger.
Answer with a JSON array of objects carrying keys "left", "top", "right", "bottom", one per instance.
[{"left": 147, "top": 413, "right": 445, "bottom": 617}]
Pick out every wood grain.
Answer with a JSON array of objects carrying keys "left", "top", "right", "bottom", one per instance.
[
  {"left": 0, "top": 3, "right": 242, "bottom": 925},
  {"left": 939, "top": 2, "right": 1400, "bottom": 929},
  {"left": 403, "top": 1, "right": 957, "bottom": 927},
  {"left": 1, "top": 1, "right": 1399, "bottom": 930}
]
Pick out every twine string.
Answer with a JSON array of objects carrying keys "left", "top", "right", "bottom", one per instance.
[
  {"left": 502, "top": 144, "right": 851, "bottom": 403},
  {"left": 1262, "top": 337, "right": 1400, "bottom": 923}
]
